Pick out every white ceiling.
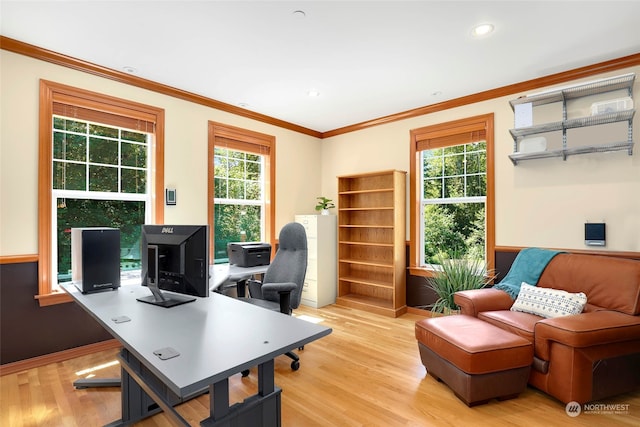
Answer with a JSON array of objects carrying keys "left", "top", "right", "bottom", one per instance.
[{"left": 2, "top": 1, "right": 640, "bottom": 133}]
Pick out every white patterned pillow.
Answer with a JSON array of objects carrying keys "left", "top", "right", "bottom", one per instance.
[{"left": 510, "top": 282, "right": 587, "bottom": 318}]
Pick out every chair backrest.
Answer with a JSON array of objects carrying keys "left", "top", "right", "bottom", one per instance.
[{"left": 262, "top": 222, "right": 308, "bottom": 309}]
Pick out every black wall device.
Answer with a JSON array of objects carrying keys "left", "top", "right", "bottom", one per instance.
[
  {"left": 585, "top": 223, "right": 606, "bottom": 246},
  {"left": 71, "top": 227, "right": 121, "bottom": 293}
]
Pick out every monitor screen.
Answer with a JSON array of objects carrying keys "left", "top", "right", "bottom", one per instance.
[{"left": 138, "top": 224, "right": 209, "bottom": 307}]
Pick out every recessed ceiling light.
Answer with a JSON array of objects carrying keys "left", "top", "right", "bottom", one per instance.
[
  {"left": 307, "top": 89, "right": 320, "bottom": 97},
  {"left": 122, "top": 66, "right": 137, "bottom": 74},
  {"left": 292, "top": 10, "right": 306, "bottom": 19},
  {"left": 238, "top": 102, "right": 250, "bottom": 108},
  {"left": 471, "top": 23, "right": 494, "bottom": 37},
  {"left": 431, "top": 91, "right": 443, "bottom": 97}
]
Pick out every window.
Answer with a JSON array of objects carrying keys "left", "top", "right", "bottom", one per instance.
[
  {"left": 53, "top": 118, "right": 150, "bottom": 282},
  {"left": 208, "top": 122, "right": 275, "bottom": 264},
  {"left": 38, "top": 80, "right": 164, "bottom": 306},
  {"left": 410, "top": 114, "right": 494, "bottom": 273}
]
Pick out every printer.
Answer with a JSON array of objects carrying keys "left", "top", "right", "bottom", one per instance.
[{"left": 227, "top": 242, "right": 272, "bottom": 267}]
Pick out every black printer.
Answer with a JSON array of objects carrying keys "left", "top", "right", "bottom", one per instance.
[{"left": 227, "top": 242, "right": 272, "bottom": 267}]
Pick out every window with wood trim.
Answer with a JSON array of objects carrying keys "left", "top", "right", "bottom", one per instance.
[
  {"left": 38, "top": 80, "right": 164, "bottom": 306},
  {"left": 409, "top": 114, "right": 495, "bottom": 274},
  {"left": 208, "top": 122, "right": 275, "bottom": 264}
]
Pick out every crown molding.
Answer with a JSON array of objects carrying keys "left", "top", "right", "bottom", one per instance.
[
  {"left": 0, "top": 36, "right": 322, "bottom": 138},
  {"left": 2, "top": 36, "right": 639, "bottom": 139}
]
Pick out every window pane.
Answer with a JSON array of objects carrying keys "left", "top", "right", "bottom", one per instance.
[
  {"left": 228, "top": 158, "right": 244, "bottom": 179},
  {"left": 121, "top": 130, "right": 147, "bottom": 143},
  {"left": 214, "top": 178, "right": 227, "bottom": 198},
  {"left": 423, "top": 202, "right": 485, "bottom": 264},
  {"left": 54, "top": 117, "right": 86, "bottom": 133},
  {"left": 423, "top": 153, "right": 443, "bottom": 178},
  {"left": 54, "top": 162, "right": 87, "bottom": 191},
  {"left": 443, "top": 153, "right": 464, "bottom": 177},
  {"left": 54, "top": 132, "right": 86, "bottom": 162},
  {"left": 245, "top": 181, "right": 260, "bottom": 200},
  {"left": 89, "top": 137, "right": 118, "bottom": 165},
  {"left": 466, "top": 174, "right": 486, "bottom": 197},
  {"left": 228, "top": 179, "right": 244, "bottom": 199},
  {"left": 424, "top": 178, "right": 442, "bottom": 199},
  {"left": 213, "top": 204, "right": 262, "bottom": 262},
  {"left": 121, "top": 142, "right": 146, "bottom": 168},
  {"left": 443, "top": 176, "right": 464, "bottom": 198},
  {"left": 56, "top": 198, "right": 145, "bottom": 282},
  {"left": 121, "top": 168, "right": 146, "bottom": 194},
  {"left": 246, "top": 160, "right": 261, "bottom": 181},
  {"left": 214, "top": 156, "right": 228, "bottom": 177},
  {"left": 89, "top": 123, "right": 118, "bottom": 138},
  {"left": 89, "top": 165, "right": 118, "bottom": 192}
]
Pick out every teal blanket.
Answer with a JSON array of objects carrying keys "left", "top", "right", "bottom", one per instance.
[{"left": 493, "top": 248, "right": 564, "bottom": 299}]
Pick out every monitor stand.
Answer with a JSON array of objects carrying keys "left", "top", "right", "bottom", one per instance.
[
  {"left": 137, "top": 243, "right": 195, "bottom": 307},
  {"left": 136, "top": 283, "right": 195, "bottom": 308}
]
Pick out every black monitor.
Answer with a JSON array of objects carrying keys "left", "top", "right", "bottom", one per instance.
[{"left": 137, "top": 224, "right": 209, "bottom": 308}]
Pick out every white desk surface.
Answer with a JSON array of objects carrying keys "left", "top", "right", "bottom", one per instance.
[
  {"left": 62, "top": 282, "right": 331, "bottom": 397},
  {"left": 209, "top": 263, "right": 269, "bottom": 291}
]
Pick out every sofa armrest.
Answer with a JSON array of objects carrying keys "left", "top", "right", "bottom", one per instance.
[
  {"left": 454, "top": 288, "right": 514, "bottom": 317},
  {"left": 535, "top": 311, "right": 640, "bottom": 360}
]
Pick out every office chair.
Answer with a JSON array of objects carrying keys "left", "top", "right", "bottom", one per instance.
[{"left": 240, "top": 222, "right": 308, "bottom": 371}]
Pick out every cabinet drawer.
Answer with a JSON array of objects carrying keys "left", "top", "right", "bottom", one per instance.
[
  {"left": 295, "top": 215, "right": 317, "bottom": 238},
  {"left": 302, "top": 278, "right": 318, "bottom": 297},
  {"left": 305, "top": 258, "right": 317, "bottom": 280}
]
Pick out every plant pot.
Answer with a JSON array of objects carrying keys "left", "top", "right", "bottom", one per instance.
[{"left": 321, "top": 209, "right": 329, "bottom": 215}]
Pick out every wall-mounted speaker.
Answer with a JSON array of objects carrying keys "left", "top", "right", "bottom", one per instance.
[
  {"left": 585, "top": 223, "right": 606, "bottom": 247},
  {"left": 71, "top": 227, "right": 121, "bottom": 293}
]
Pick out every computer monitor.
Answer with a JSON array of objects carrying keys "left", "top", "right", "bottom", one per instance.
[{"left": 137, "top": 224, "right": 209, "bottom": 308}]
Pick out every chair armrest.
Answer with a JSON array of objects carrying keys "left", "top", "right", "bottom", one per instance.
[
  {"left": 535, "top": 311, "right": 640, "bottom": 360},
  {"left": 262, "top": 282, "right": 297, "bottom": 314},
  {"left": 454, "top": 288, "right": 513, "bottom": 317},
  {"left": 261, "top": 282, "right": 297, "bottom": 294}
]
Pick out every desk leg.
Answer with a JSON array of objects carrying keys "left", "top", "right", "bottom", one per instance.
[
  {"left": 107, "top": 349, "right": 190, "bottom": 427},
  {"left": 202, "top": 359, "right": 281, "bottom": 427}
]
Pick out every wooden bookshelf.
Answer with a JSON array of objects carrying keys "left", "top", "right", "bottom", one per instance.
[{"left": 336, "top": 170, "right": 406, "bottom": 317}]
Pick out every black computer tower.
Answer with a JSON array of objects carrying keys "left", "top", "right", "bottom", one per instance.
[{"left": 71, "top": 227, "right": 121, "bottom": 293}]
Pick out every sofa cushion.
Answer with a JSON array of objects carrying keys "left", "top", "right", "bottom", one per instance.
[
  {"left": 537, "top": 254, "right": 640, "bottom": 315},
  {"left": 478, "top": 310, "right": 540, "bottom": 343},
  {"left": 511, "top": 282, "right": 587, "bottom": 318}
]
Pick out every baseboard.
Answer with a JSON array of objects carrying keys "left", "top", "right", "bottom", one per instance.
[{"left": 0, "top": 339, "right": 121, "bottom": 376}]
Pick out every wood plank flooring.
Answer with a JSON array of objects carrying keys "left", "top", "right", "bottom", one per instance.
[{"left": 2, "top": 303, "right": 639, "bottom": 426}]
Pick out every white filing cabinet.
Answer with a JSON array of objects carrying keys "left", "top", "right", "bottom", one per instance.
[{"left": 295, "top": 214, "right": 337, "bottom": 308}]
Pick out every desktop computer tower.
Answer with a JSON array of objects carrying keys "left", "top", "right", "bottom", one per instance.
[{"left": 71, "top": 227, "right": 121, "bottom": 293}]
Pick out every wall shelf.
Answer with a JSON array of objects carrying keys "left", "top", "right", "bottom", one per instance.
[{"left": 508, "top": 73, "right": 635, "bottom": 165}]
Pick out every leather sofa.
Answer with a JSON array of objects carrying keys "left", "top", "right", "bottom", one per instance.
[{"left": 454, "top": 252, "right": 640, "bottom": 404}]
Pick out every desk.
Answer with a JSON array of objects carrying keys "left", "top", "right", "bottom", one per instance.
[
  {"left": 62, "top": 283, "right": 331, "bottom": 426},
  {"left": 209, "top": 264, "right": 269, "bottom": 294}
]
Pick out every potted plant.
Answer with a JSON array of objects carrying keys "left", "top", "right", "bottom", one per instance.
[
  {"left": 426, "top": 254, "right": 495, "bottom": 315},
  {"left": 314, "top": 197, "right": 335, "bottom": 215}
]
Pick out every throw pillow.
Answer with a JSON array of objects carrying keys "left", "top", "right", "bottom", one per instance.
[{"left": 510, "top": 282, "right": 587, "bottom": 318}]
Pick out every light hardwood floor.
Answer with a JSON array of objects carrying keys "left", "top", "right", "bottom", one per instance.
[{"left": 2, "top": 304, "right": 638, "bottom": 426}]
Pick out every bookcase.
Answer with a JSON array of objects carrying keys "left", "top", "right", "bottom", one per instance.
[{"left": 336, "top": 170, "right": 406, "bottom": 317}]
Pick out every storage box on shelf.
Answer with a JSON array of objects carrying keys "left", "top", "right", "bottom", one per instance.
[
  {"left": 294, "top": 214, "right": 337, "bottom": 308},
  {"left": 508, "top": 73, "right": 635, "bottom": 165},
  {"left": 336, "top": 170, "right": 406, "bottom": 317}
]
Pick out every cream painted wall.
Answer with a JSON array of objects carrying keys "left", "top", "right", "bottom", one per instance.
[
  {"left": 321, "top": 66, "right": 640, "bottom": 252},
  {"left": 2, "top": 49, "right": 638, "bottom": 256},
  {"left": 0, "top": 50, "right": 322, "bottom": 256}
]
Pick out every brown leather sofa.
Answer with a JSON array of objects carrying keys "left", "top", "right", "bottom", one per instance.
[{"left": 454, "top": 253, "right": 640, "bottom": 404}]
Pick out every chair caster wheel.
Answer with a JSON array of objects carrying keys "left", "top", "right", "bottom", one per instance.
[
  {"left": 241, "top": 369, "right": 250, "bottom": 377},
  {"left": 298, "top": 345, "right": 304, "bottom": 351},
  {"left": 291, "top": 360, "right": 300, "bottom": 371}
]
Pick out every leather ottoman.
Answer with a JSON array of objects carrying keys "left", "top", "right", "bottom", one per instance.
[{"left": 415, "top": 314, "right": 533, "bottom": 406}]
